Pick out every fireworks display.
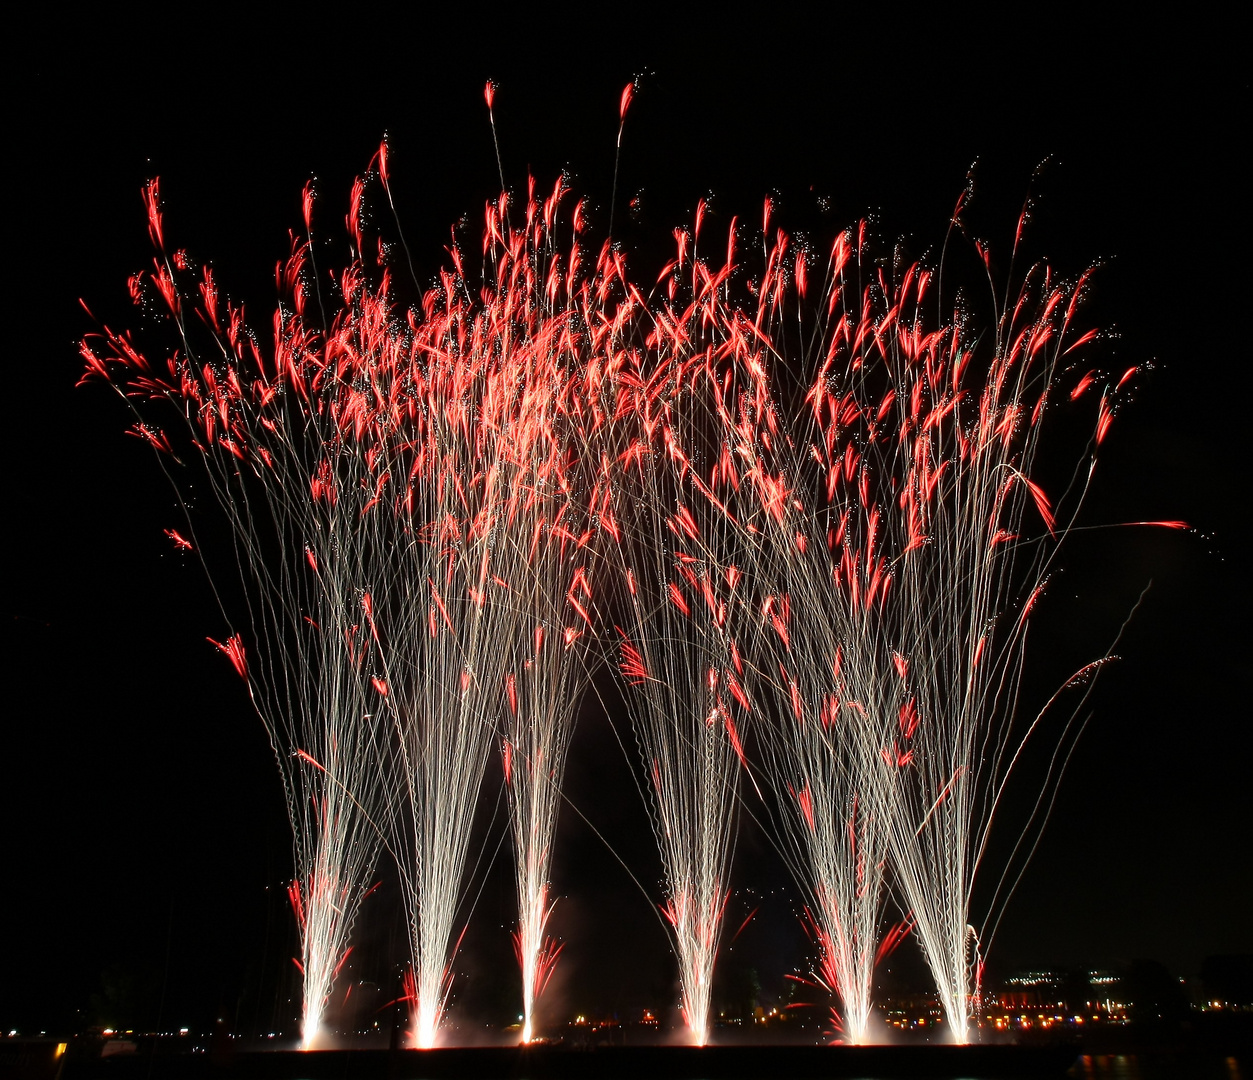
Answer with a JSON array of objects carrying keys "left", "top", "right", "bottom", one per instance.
[
  {"left": 80, "top": 180, "right": 399, "bottom": 1048},
  {"left": 604, "top": 214, "right": 752, "bottom": 1043},
  {"left": 675, "top": 202, "right": 1152, "bottom": 1042},
  {"left": 72, "top": 81, "right": 1193, "bottom": 1051}
]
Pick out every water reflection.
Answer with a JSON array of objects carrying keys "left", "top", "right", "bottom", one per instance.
[{"left": 1070, "top": 1051, "right": 1244, "bottom": 1079}]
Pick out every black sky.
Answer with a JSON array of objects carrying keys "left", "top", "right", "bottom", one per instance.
[{"left": 5, "top": 10, "right": 1247, "bottom": 1037}]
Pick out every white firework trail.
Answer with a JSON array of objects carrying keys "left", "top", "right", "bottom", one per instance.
[
  {"left": 81, "top": 177, "right": 400, "bottom": 1048},
  {"left": 655, "top": 199, "right": 1141, "bottom": 1044},
  {"left": 611, "top": 210, "right": 908, "bottom": 1044},
  {"left": 498, "top": 483, "right": 603, "bottom": 1042},
  {"left": 487, "top": 208, "right": 611, "bottom": 1042},
  {"left": 81, "top": 141, "right": 1172, "bottom": 1054},
  {"left": 784, "top": 200, "right": 1133, "bottom": 1042},
  {"left": 601, "top": 208, "right": 762, "bottom": 1044},
  {"left": 720, "top": 220, "right": 906, "bottom": 1045},
  {"left": 369, "top": 169, "right": 627, "bottom": 1046}
]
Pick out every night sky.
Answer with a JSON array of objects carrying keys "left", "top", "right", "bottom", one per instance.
[{"left": 6, "top": 11, "right": 1247, "bottom": 1038}]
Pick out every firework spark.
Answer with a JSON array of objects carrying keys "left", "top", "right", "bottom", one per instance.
[
  {"left": 81, "top": 180, "right": 399, "bottom": 1048},
  {"left": 80, "top": 121, "right": 1168, "bottom": 1050}
]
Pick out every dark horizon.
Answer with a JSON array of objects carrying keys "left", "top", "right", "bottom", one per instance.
[{"left": 6, "top": 10, "right": 1247, "bottom": 1039}]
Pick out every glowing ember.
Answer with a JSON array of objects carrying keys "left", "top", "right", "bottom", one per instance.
[{"left": 79, "top": 93, "right": 1176, "bottom": 1047}]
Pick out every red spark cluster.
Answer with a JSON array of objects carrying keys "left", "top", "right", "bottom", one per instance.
[{"left": 79, "top": 86, "right": 1179, "bottom": 1047}]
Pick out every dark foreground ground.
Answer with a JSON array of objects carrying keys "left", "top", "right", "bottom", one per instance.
[
  {"left": 3, "top": 1042, "right": 1250, "bottom": 1080},
  {"left": 3, "top": 1043, "right": 1076, "bottom": 1079}
]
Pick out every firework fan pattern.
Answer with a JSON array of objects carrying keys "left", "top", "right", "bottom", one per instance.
[{"left": 79, "top": 87, "right": 1183, "bottom": 1047}]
